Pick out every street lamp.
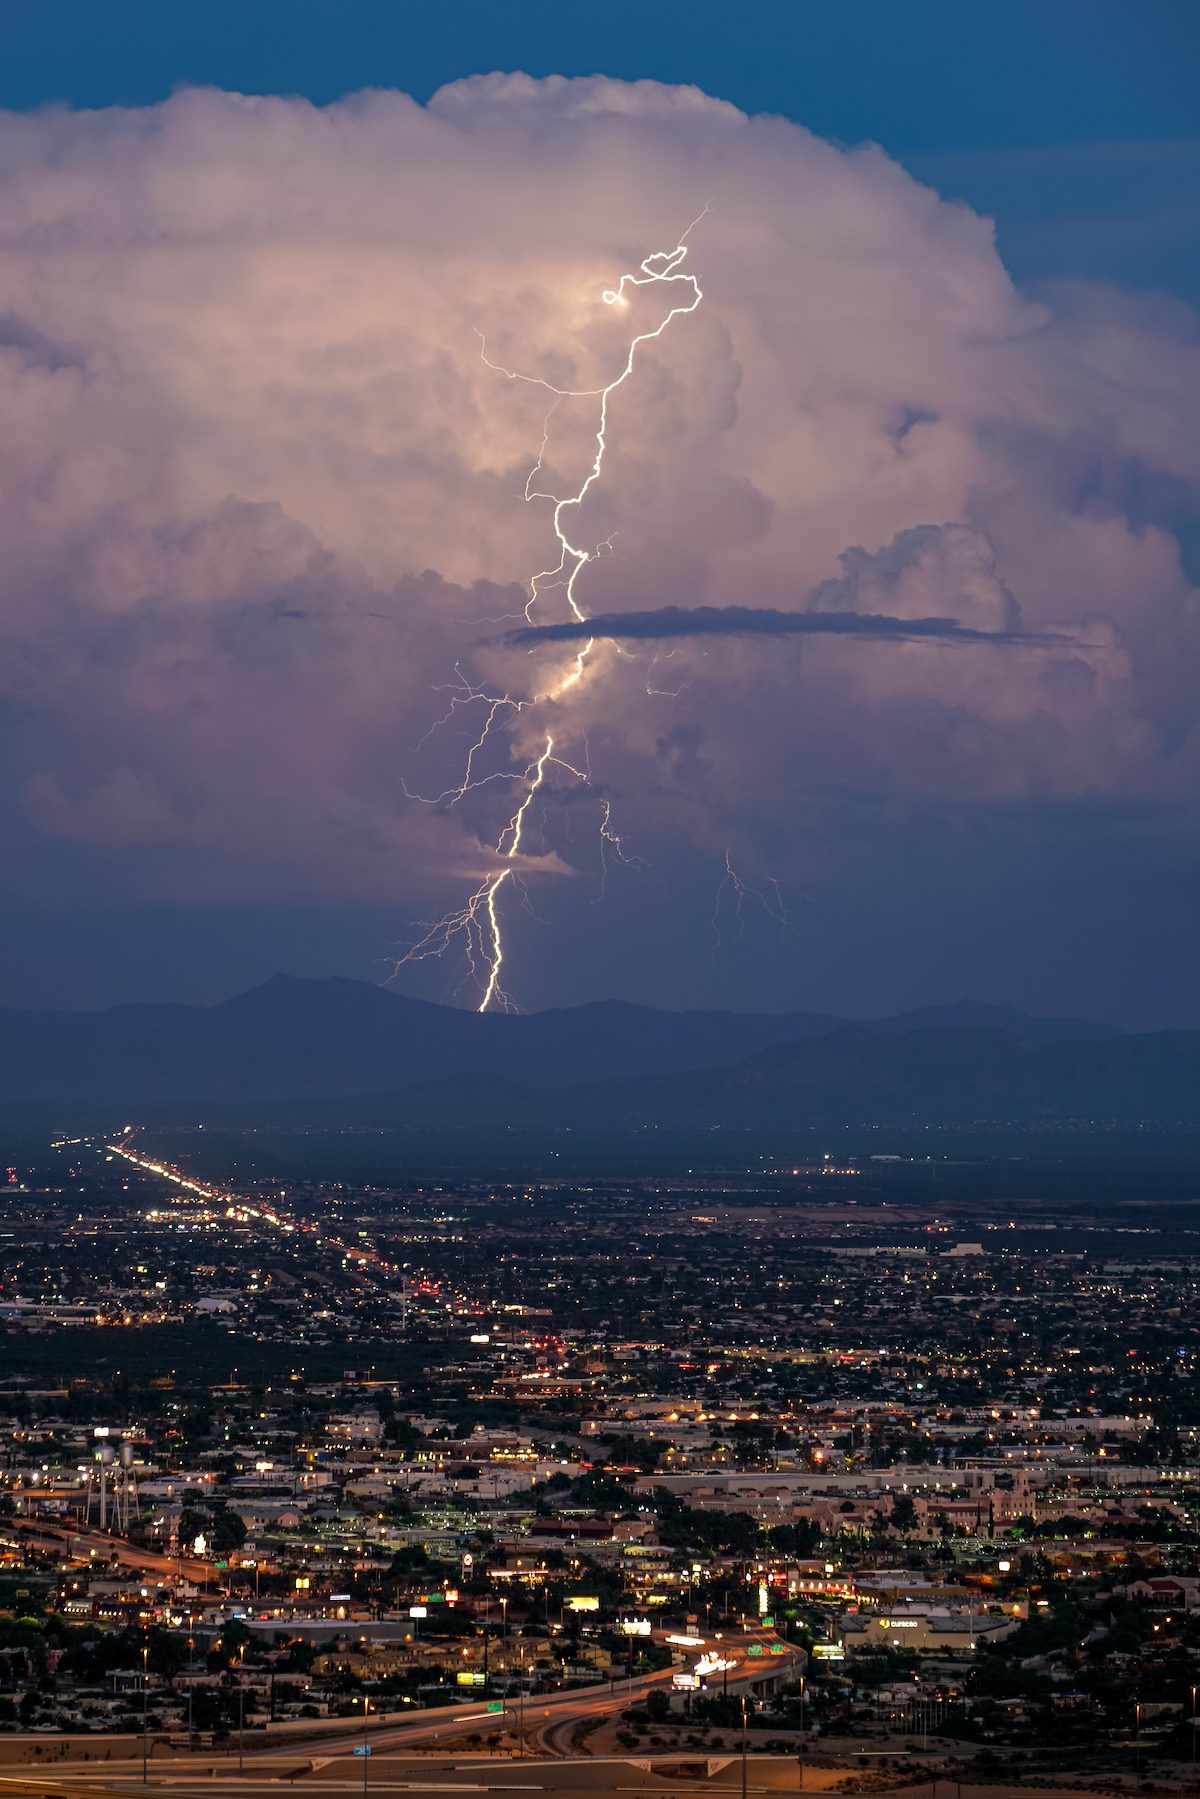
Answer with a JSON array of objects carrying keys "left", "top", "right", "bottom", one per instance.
[
  {"left": 740, "top": 1692, "right": 748, "bottom": 1799},
  {"left": 141, "top": 1644, "right": 149, "bottom": 1786},
  {"left": 797, "top": 1675, "right": 806, "bottom": 1792},
  {"left": 361, "top": 1692, "right": 371, "bottom": 1798}
]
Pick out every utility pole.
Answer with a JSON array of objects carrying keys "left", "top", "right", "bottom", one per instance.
[
  {"left": 362, "top": 1692, "right": 371, "bottom": 1798},
  {"left": 141, "top": 1644, "right": 148, "bottom": 1785},
  {"left": 740, "top": 1692, "right": 748, "bottom": 1799},
  {"left": 238, "top": 1682, "right": 245, "bottom": 1776}
]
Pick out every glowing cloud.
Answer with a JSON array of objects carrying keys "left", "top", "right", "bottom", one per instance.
[{"left": 0, "top": 75, "right": 1195, "bottom": 1011}]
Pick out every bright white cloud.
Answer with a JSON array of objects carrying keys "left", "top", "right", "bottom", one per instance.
[{"left": 0, "top": 76, "right": 1196, "bottom": 983}]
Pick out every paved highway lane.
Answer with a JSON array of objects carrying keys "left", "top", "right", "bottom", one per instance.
[
  {"left": 0, "top": 1630, "right": 802, "bottom": 1796},
  {"left": 226, "top": 1627, "right": 799, "bottom": 1765},
  {"left": 7, "top": 1517, "right": 217, "bottom": 1584},
  {"left": 0, "top": 1760, "right": 847, "bottom": 1797}
]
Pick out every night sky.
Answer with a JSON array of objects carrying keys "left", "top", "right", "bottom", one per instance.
[{"left": 1, "top": 1, "right": 1198, "bottom": 1025}]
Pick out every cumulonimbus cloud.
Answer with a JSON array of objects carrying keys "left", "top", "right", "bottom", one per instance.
[{"left": 0, "top": 73, "right": 1196, "bottom": 1010}]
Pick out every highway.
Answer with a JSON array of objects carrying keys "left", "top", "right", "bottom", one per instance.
[
  {"left": 235, "top": 1625, "right": 798, "bottom": 1763},
  {"left": 6, "top": 1516, "right": 217, "bottom": 1585},
  {"left": 0, "top": 1629, "right": 802, "bottom": 1795}
]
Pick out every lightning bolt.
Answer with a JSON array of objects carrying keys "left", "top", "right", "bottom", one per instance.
[
  {"left": 395, "top": 214, "right": 707, "bottom": 1011},
  {"left": 711, "top": 849, "right": 795, "bottom": 963}
]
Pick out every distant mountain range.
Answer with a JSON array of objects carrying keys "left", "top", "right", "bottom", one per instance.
[
  {"left": 234, "top": 1024, "right": 1200, "bottom": 1134},
  {"left": 3, "top": 973, "right": 1195, "bottom": 1130}
]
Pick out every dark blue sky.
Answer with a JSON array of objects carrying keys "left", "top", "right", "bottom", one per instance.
[{"left": 7, "top": 0, "right": 1200, "bottom": 297}]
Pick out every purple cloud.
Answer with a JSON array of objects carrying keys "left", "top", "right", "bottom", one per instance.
[{"left": 0, "top": 74, "right": 1192, "bottom": 1000}]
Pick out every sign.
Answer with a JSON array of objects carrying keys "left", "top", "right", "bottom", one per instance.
[
  {"left": 620, "top": 1617, "right": 652, "bottom": 1636},
  {"left": 812, "top": 1643, "right": 845, "bottom": 1661},
  {"left": 566, "top": 1596, "right": 600, "bottom": 1613},
  {"left": 762, "top": 1615, "right": 774, "bottom": 1627},
  {"left": 353, "top": 1745, "right": 372, "bottom": 1757},
  {"left": 457, "top": 1671, "right": 485, "bottom": 1687},
  {"left": 747, "top": 1644, "right": 764, "bottom": 1657},
  {"left": 487, "top": 1700, "right": 505, "bottom": 1714},
  {"left": 410, "top": 1605, "right": 428, "bottom": 1618},
  {"left": 769, "top": 1645, "right": 786, "bottom": 1655}
]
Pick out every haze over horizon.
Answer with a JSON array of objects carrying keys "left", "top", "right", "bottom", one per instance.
[{"left": 1, "top": 2, "right": 1197, "bottom": 1028}]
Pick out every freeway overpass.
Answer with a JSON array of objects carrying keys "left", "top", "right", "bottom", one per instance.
[
  {"left": 6, "top": 1517, "right": 217, "bottom": 1585},
  {"left": 0, "top": 1627, "right": 803, "bottom": 1794}
]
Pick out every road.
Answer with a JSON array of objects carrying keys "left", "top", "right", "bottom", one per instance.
[
  {"left": 0, "top": 1756, "right": 843, "bottom": 1798},
  {"left": 239, "top": 1625, "right": 798, "bottom": 1762},
  {"left": 0, "top": 1629, "right": 801, "bottom": 1795},
  {"left": 7, "top": 1517, "right": 217, "bottom": 1584}
]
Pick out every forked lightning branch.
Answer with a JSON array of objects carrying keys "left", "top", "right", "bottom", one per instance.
[{"left": 396, "top": 220, "right": 706, "bottom": 1012}]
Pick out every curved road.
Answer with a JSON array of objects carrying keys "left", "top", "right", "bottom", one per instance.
[
  {"left": 247, "top": 1625, "right": 799, "bottom": 1763},
  {"left": 0, "top": 1628, "right": 801, "bottom": 1792}
]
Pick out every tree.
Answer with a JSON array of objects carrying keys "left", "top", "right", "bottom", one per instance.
[
  {"left": 762, "top": 1520, "right": 821, "bottom": 1557},
  {"left": 602, "top": 1435, "right": 666, "bottom": 1474},
  {"left": 387, "top": 1545, "right": 433, "bottom": 1581},
  {"left": 209, "top": 1507, "right": 247, "bottom": 1555},
  {"left": 178, "top": 1505, "right": 209, "bottom": 1550},
  {"left": 890, "top": 1495, "right": 918, "bottom": 1533}
]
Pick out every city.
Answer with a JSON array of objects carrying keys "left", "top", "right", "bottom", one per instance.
[{"left": 0, "top": 1128, "right": 1196, "bottom": 1790}]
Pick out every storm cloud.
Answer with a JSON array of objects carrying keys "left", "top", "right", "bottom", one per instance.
[{"left": 0, "top": 75, "right": 1197, "bottom": 1013}]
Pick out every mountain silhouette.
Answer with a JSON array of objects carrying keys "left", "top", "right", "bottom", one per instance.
[
  {"left": 237, "top": 1024, "right": 1200, "bottom": 1133},
  {"left": 0, "top": 972, "right": 1130, "bottom": 1109}
]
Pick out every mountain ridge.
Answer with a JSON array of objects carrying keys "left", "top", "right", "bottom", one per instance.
[
  {"left": 0, "top": 971, "right": 1130, "bottom": 1107},
  {"left": 202, "top": 1023, "right": 1200, "bottom": 1133}
]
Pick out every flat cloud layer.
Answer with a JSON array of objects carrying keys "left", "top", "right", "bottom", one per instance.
[
  {"left": 506, "top": 605, "right": 1068, "bottom": 646},
  {"left": 1, "top": 75, "right": 1198, "bottom": 1008}
]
